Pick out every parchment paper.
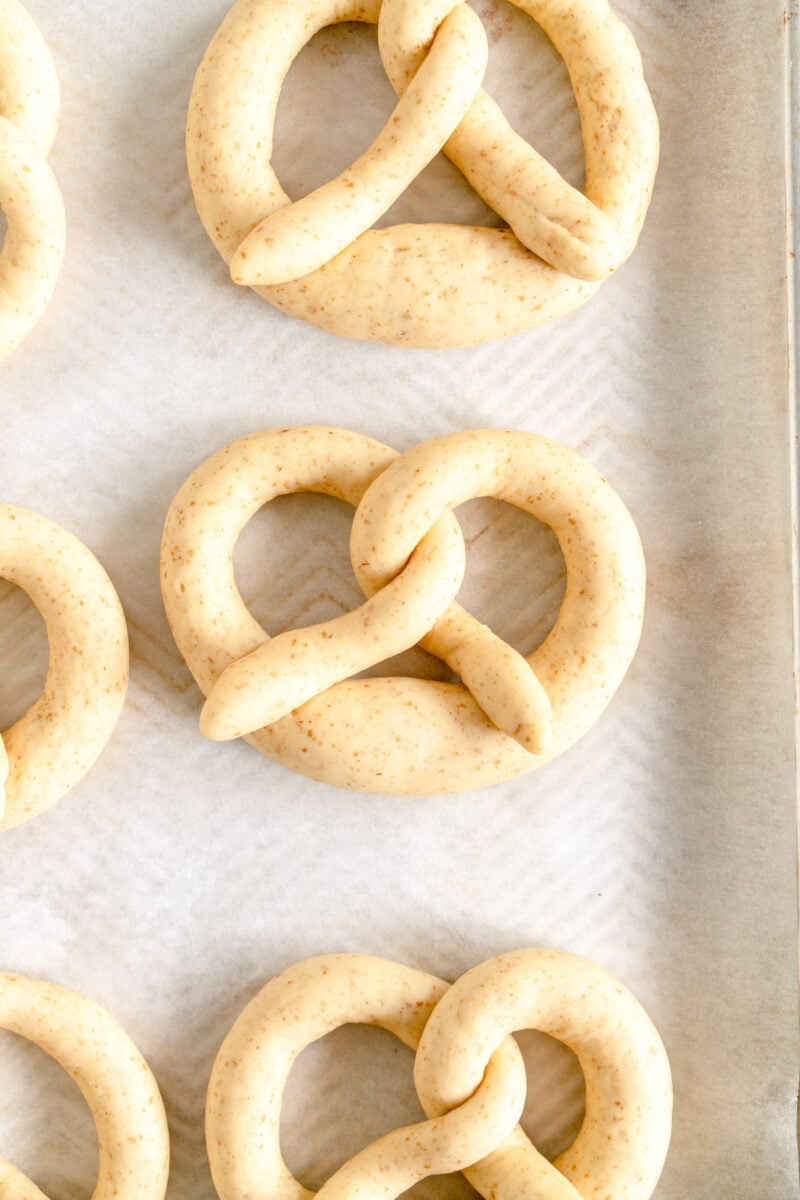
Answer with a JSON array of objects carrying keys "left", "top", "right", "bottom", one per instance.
[{"left": 0, "top": 1, "right": 797, "bottom": 1196}]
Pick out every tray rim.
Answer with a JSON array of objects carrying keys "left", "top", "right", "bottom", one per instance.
[{"left": 783, "top": 0, "right": 800, "bottom": 1168}]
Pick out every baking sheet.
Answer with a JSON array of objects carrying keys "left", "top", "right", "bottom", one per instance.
[{"left": 1, "top": 0, "right": 797, "bottom": 1196}]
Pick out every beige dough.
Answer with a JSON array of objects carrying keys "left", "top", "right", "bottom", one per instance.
[
  {"left": 0, "top": 973, "right": 169, "bottom": 1200},
  {"left": 0, "top": 505, "right": 129, "bottom": 832},
  {"left": 0, "top": 0, "right": 65, "bottom": 361},
  {"left": 186, "top": 0, "right": 658, "bottom": 347},
  {"left": 160, "top": 426, "right": 645, "bottom": 795},
  {"left": 206, "top": 949, "right": 672, "bottom": 1200}
]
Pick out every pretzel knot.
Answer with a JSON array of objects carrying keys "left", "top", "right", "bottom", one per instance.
[
  {"left": 0, "top": 973, "right": 169, "bottom": 1200},
  {"left": 206, "top": 949, "right": 672, "bottom": 1200},
  {"left": 0, "top": 0, "right": 65, "bottom": 361},
  {"left": 161, "top": 427, "right": 645, "bottom": 795},
  {"left": 187, "top": 0, "right": 659, "bottom": 348}
]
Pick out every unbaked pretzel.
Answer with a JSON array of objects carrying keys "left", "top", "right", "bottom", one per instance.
[
  {"left": 187, "top": 0, "right": 659, "bottom": 348},
  {"left": 0, "top": 0, "right": 65, "bottom": 361},
  {"left": 0, "top": 505, "right": 129, "bottom": 832},
  {"left": 160, "top": 426, "right": 645, "bottom": 794},
  {"left": 0, "top": 972, "right": 169, "bottom": 1200},
  {"left": 206, "top": 949, "right": 672, "bottom": 1200}
]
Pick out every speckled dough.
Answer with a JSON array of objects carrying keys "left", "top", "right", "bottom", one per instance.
[
  {"left": 160, "top": 426, "right": 645, "bottom": 795},
  {"left": 0, "top": 973, "right": 169, "bottom": 1200},
  {"left": 186, "top": 0, "right": 659, "bottom": 347},
  {"left": 206, "top": 949, "right": 672, "bottom": 1200},
  {"left": 0, "top": 505, "right": 129, "bottom": 832},
  {"left": 0, "top": 0, "right": 65, "bottom": 361}
]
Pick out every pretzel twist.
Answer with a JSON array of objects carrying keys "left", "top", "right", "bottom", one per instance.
[
  {"left": 206, "top": 950, "right": 672, "bottom": 1200},
  {"left": 161, "top": 426, "right": 645, "bottom": 794},
  {"left": 0, "top": 0, "right": 65, "bottom": 361},
  {"left": 187, "top": 0, "right": 659, "bottom": 347},
  {"left": 0, "top": 505, "right": 129, "bottom": 832},
  {"left": 0, "top": 973, "right": 169, "bottom": 1200}
]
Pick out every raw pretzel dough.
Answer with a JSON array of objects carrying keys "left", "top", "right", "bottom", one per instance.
[
  {"left": 0, "top": 972, "right": 169, "bottom": 1200},
  {"left": 0, "top": 505, "right": 128, "bottom": 832},
  {"left": 187, "top": 0, "right": 658, "bottom": 347},
  {"left": 161, "top": 426, "right": 645, "bottom": 794},
  {"left": 206, "top": 949, "right": 672, "bottom": 1200},
  {"left": 0, "top": 0, "right": 65, "bottom": 361}
]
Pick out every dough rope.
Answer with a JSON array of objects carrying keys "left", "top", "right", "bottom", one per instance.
[
  {"left": 0, "top": 973, "right": 169, "bottom": 1200},
  {"left": 187, "top": 0, "right": 658, "bottom": 347},
  {"left": 160, "top": 426, "right": 645, "bottom": 794},
  {"left": 0, "top": 0, "right": 65, "bottom": 361},
  {"left": 0, "top": 505, "right": 129, "bottom": 832},
  {"left": 206, "top": 949, "right": 672, "bottom": 1200}
]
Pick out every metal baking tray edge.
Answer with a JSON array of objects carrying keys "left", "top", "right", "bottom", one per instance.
[{"left": 785, "top": 0, "right": 800, "bottom": 1174}]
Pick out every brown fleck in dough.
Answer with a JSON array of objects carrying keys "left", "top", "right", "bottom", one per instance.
[
  {"left": 0, "top": 973, "right": 169, "bottom": 1200},
  {"left": 160, "top": 427, "right": 645, "bottom": 794},
  {"left": 186, "top": 0, "right": 658, "bottom": 347},
  {"left": 206, "top": 949, "right": 671, "bottom": 1200},
  {"left": 0, "top": 1, "right": 65, "bottom": 361},
  {"left": 0, "top": 505, "right": 129, "bottom": 832}
]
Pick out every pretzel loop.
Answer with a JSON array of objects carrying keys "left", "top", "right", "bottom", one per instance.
[
  {"left": 187, "top": 0, "right": 659, "bottom": 346},
  {"left": 0, "top": 0, "right": 65, "bottom": 360},
  {"left": 161, "top": 426, "right": 645, "bottom": 795},
  {"left": 232, "top": 0, "right": 489, "bottom": 287},
  {"left": 207, "top": 955, "right": 529, "bottom": 1200},
  {"left": 416, "top": 950, "right": 673, "bottom": 1200},
  {"left": 0, "top": 505, "right": 129, "bottom": 832},
  {"left": 206, "top": 950, "right": 672, "bottom": 1200},
  {"left": 376, "top": 0, "right": 623, "bottom": 280},
  {"left": 351, "top": 430, "right": 645, "bottom": 756},
  {"left": 0, "top": 973, "right": 169, "bottom": 1200},
  {"left": 159, "top": 427, "right": 465, "bottom": 744}
]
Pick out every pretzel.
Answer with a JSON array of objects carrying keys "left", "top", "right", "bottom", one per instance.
[
  {"left": 206, "top": 949, "right": 672, "bottom": 1200},
  {"left": 0, "top": 972, "right": 169, "bottom": 1200},
  {"left": 0, "top": 505, "right": 129, "bottom": 832},
  {"left": 160, "top": 426, "right": 645, "bottom": 794},
  {"left": 0, "top": 0, "right": 65, "bottom": 361},
  {"left": 186, "top": 0, "right": 658, "bottom": 348}
]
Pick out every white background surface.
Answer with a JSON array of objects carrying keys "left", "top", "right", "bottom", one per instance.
[{"left": 0, "top": 0, "right": 797, "bottom": 1196}]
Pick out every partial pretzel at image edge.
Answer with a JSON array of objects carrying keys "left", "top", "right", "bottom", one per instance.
[
  {"left": 206, "top": 949, "right": 672, "bottom": 1200},
  {"left": 186, "top": 0, "right": 659, "bottom": 347}
]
